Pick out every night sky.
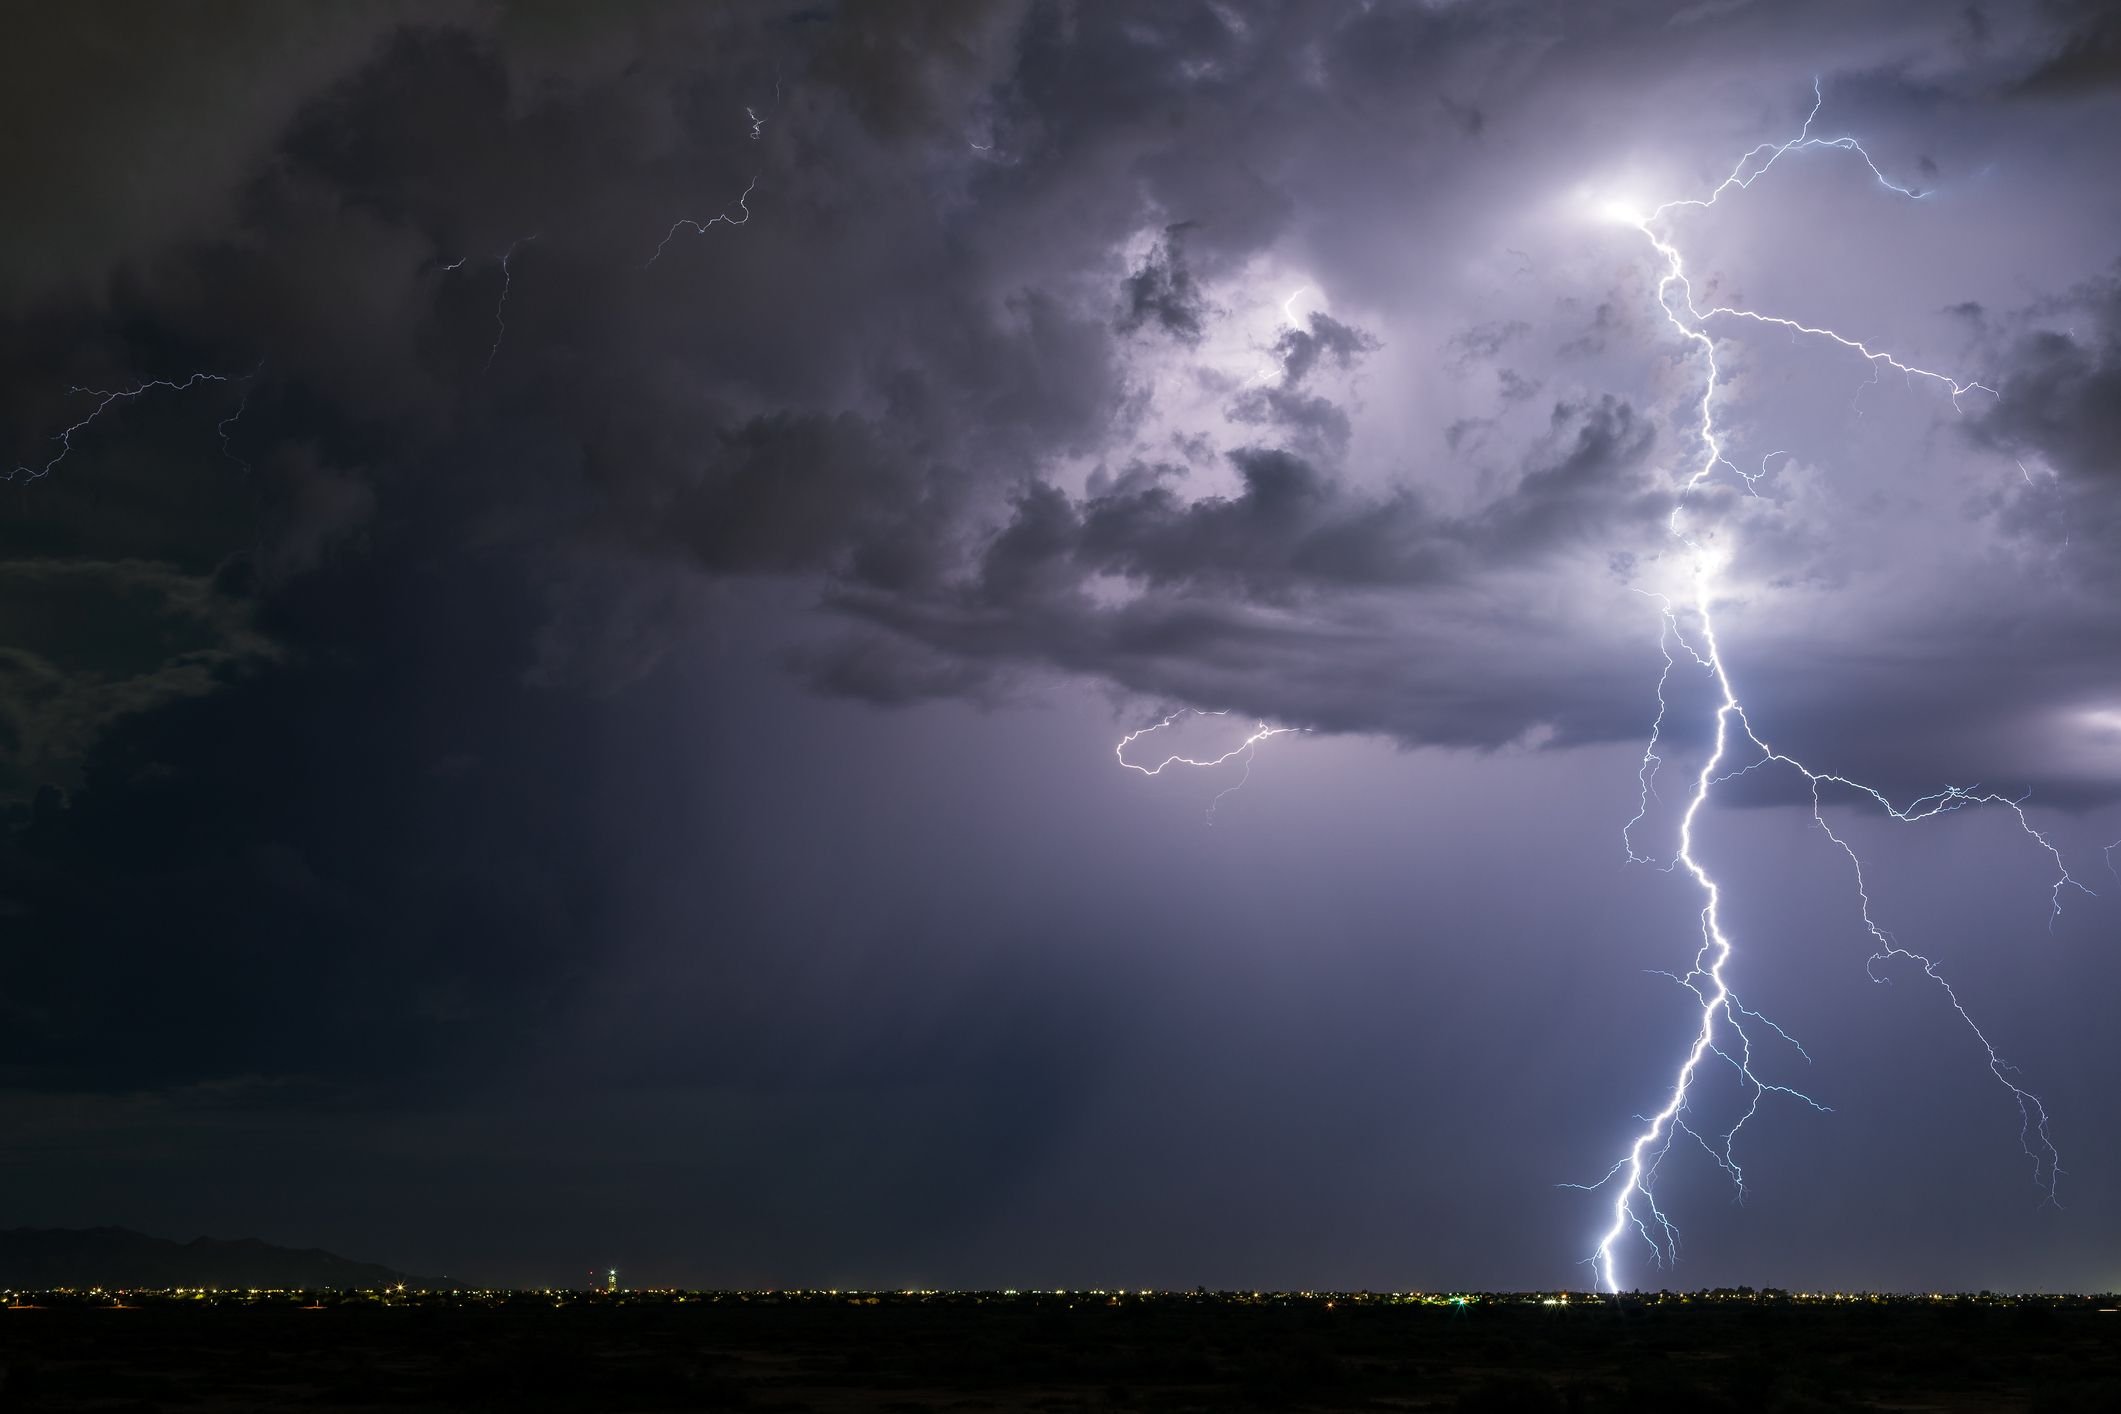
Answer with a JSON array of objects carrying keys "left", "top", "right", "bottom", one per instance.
[{"left": 5, "top": 1, "right": 2121, "bottom": 1294}]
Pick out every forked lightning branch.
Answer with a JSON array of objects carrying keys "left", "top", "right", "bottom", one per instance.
[{"left": 1122, "top": 81, "right": 2090, "bottom": 1292}]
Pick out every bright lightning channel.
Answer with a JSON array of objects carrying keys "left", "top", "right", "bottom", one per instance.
[
  {"left": 1117, "top": 708, "right": 1302, "bottom": 824},
  {"left": 1574, "top": 80, "right": 2089, "bottom": 1293}
]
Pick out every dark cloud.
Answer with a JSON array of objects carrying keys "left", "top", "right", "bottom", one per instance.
[
  {"left": 2010, "top": 1, "right": 2121, "bottom": 96},
  {"left": 0, "top": 3, "right": 418, "bottom": 305},
  {"left": 818, "top": 395, "right": 1661, "bottom": 750},
  {"left": 0, "top": 544, "right": 601, "bottom": 1098},
  {"left": 0, "top": 0, "right": 1161, "bottom": 1120},
  {"left": 1118, "top": 225, "right": 1210, "bottom": 345},
  {"left": 1229, "top": 312, "right": 1384, "bottom": 456},
  {"left": 1064, "top": 394, "right": 1652, "bottom": 599},
  {"left": 6, "top": 0, "right": 2101, "bottom": 927},
  {"left": 1971, "top": 268, "right": 2121, "bottom": 485},
  {"left": 0, "top": 558, "right": 276, "bottom": 799}
]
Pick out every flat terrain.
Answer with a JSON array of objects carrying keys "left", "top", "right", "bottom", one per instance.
[{"left": 0, "top": 1289, "right": 2115, "bottom": 1411}]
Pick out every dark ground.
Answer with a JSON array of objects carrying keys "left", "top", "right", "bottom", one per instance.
[{"left": 0, "top": 1289, "right": 2115, "bottom": 1412}]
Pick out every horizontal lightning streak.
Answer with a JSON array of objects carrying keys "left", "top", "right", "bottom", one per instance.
[
  {"left": 1115, "top": 708, "right": 1303, "bottom": 824},
  {"left": 7, "top": 371, "right": 250, "bottom": 484}
]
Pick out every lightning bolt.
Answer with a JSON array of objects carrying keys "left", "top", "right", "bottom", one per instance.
[
  {"left": 7, "top": 369, "right": 257, "bottom": 485},
  {"left": 485, "top": 235, "right": 536, "bottom": 372},
  {"left": 1116, "top": 708, "right": 1303, "bottom": 823},
  {"left": 20, "top": 111, "right": 765, "bottom": 485},
  {"left": 1576, "top": 80, "right": 2088, "bottom": 1293},
  {"left": 214, "top": 359, "right": 267, "bottom": 475},
  {"left": 435, "top": 237, "right": 538, "bottom": 372},
  {"left": 647, "top": 176, "right": 758, "bottom": 267},
  {"left": 654, "top": 92, "right": 771, "bottom": 261}
]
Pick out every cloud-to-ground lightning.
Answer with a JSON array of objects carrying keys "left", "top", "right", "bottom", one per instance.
[
  {"left": 1575, "top": 81, "right": 2090, "bottom": 1293},
  {"left": 1117, "top": 708, "right": 1302, "bottom": 823}
]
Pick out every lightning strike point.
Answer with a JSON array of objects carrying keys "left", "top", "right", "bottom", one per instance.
[{"left": 1583, "top": 79, "right": 2075, "bottom": 1293}]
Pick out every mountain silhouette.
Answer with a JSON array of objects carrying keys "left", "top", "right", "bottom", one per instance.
[{"left": 0, "top": 1226, "right": 436, "bottom": 1289}]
